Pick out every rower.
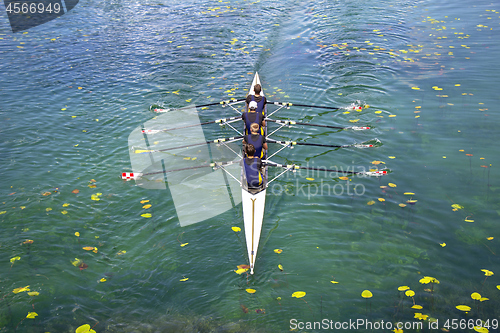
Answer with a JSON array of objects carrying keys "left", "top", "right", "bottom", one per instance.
[
  {"left": 243, "top": 144, "right": 264, "bottom": 189},
  {"left": 246, "top": 84, "right": 267, "bottom": 116},
  {"left": 243, "top": 123, "right": 268, "bottom": 159},
  {"left": 242, "top": 101, "right": 265, "bottom": 135}
]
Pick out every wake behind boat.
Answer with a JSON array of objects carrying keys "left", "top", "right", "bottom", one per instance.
[{"left": 122, "top": 72, "right": 389, "bottom": 274}]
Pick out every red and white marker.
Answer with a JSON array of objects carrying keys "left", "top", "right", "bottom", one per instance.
[
  {"left": 121, "top": 172, "right": 142, "bottom": 181},
  {"left": 364, "top": 170, "right": 388, "bottom": 176}
]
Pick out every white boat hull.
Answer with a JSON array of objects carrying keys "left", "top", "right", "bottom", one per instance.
[
  {"left": 242, "top": 189, "right": 266, "bottom": 274},
  {"left": 242, "top": 72, "right": 267, "bottom": 274}
]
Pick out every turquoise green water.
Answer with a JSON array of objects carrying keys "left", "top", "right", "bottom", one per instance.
[{"left": 1, "top": 0, "right": 499, "bottom": 332}]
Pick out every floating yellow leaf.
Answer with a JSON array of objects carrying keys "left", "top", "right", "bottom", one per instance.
[
  {"left": 465, "top": 219, "right": 474, "bottom": 222},
  {"left": 404, "top": 192, "right": 415, "bottom": 195},
  {"left": 10, "top": 256, "right": 21, "bottom": 263},
  {"left": 141, "top": 213, "right": 152, "bottom": 218},
  {"left": 27, "top": 291, "right": 39, "bottom": 296},
  {"left": 246, "top": 288, "right": 257, "bottom": 294},
  {"left": 378, "top": 198, "right": 385, "bottom": 202},
  {"left": 399, "top": 203, "right": 406, "bottom": 208},
  {"left": 487, "top": 237, "right": 494, "bottom": 240},
  {"left": 412, "top": 87, "right": 420, "bottom": 90},
  {"left": 278, "top": 264, "right": 283, "bottom": 271},
  {"left": 474, "top": 326, "right": 489, "bottom": 333},
  {"left": 140, "top": 200, "right": 150, "bottom": 204},
  {"left": 440, "top": 243, "right": 446, "bottom": 247},
  {"left": 46, "top": 207, "right": 52, "bottom": 212},
  {"left": 388, "top": 183, "right": 397, "bottom": 187},
  {"left": 100, "top": 278, "right": 107, "bottom": 283},
  {"left": 331, "top": 280, "right": 339, "bottom": 284},
  {"left": 456, "top": 305, "right": 471, "bottom": 312},
  {"left": 76, "top": 324, "right": 96, "bottom": 333},
  {"left": 75, "top": 232, "right": 80, "bottom": 237},
  {"left": 12, "top": 286, "right": 30, "bottom": 294},
  {"left": 180, "top": 277, "right": 189, "bottom": 282},
  {"left": 388, "top": 156, "right": 396, "bottom": 159},
  {"left": 142, "top": 204, "right": 152, "bottom": 209},
  {"left": 414, "top": 313, "right": 428, "bottom": 320},
  {"left": 232, "top": 226, "right": 241, "bottom": 232},
  {"left": 367, "top": 201, "right": 375, "bottom": 205},
  {"left": 82, "top": 246, "right": 95, "bottom": 251},
  {"left": 26, "top": 312, "right": 38, "bottom": 319},
  {"left": 405, "top": 290, "right": 415, "bottom": 297},
  {"left": 471, "top": 292, "right": 481, "bottom": 300},
  {"left": 292, "top": 291, "right": 306, "bottom": 298},
  {"left": 419, "top": 276, "right": 439, "bottom": 284},
  {"left": 306, "top": 178, "right": 315, "bottom": 181},
  {"left": 274, "top": 249, "right": 283, "bottom": 254},
  {"left": 234, "top": 268, "right": 248, "bottom": 274},
  {"left": 371, "top": 160, "right": 385, "bottom": 165},
  {"left": 481, "top": 269, "right": 494, "bottom": 276},
  {"left": 339, "top": 176, "right": 349, "bottom": 180},
  {"left": 479, "top": 297, "right": 489, "bottom": 302},
  {"left": 451, "top": 204, "right": 463, "bottom": 209},
  {"left": 71, "top": 258, "right": 82, "bottom": 266},
  {"left": 361, "top": 290, "right": 372, "bottom": 298},
  {"left": 117, "top": 250, "right": 126, "bottom": 255},
  {"left": 91, "top": 193, "right": 102, "bottom": 201},
  {"left": 180, "top": 243, "right": 188, "bottom": 247},
  {"left": 407, "top": 199, "right": 418, "bottom": 204},
  {"left": 412, "top": 304, "right": 423, "bottom": 309},
  {"left": 398, "top": 286, "right": 410, "bottom": 291},
  {"left": 349, "top": 119, "right": 360, "bottom": 123},
  {"left": 61, "top": 210, "right": 68, "bottom": 215}
]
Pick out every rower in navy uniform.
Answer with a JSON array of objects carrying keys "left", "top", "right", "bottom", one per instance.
[
  {"left": 244, "top": 144, "right": 264, "bottom": 189},
  {"left": 242, "top": 100, "right": 265, "bottom": 135},
  {"left": 246, "top": 83, "right": 267, "bottom": 116},
  {"left": 243, "top": 123, "right": 268, "bottom": 159}
]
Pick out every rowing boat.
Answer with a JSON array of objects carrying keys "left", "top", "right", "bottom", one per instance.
[
  {"left": 122, "top": 73, "right": 389, "bottom": 274},
  {"left": 242, "top": 72, "right": 267, "bottom": 275}
]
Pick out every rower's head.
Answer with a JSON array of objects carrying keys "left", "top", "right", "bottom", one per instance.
[
  {"left": 250, "top": 123, "right": 260, "bottom": 134},
  {"left": 254, "top": 84, "right": 261, "bottom": 95},
  {"left": 248, "top": 101, "right": 258, "bottom": 111},
  {"left": 246, "top": 144, "right": 256, "bottom": 157}
]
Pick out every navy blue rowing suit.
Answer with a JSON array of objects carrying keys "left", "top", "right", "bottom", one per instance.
[
  {"left": 244, "top": 133, "right": 266, "bottom": 159},
  {"left": 242, "top": 111, "right": 264, "bottom": 135},
  {"left": 246, "top": 94, "right": 267, "bottom": 116},
  {"left": 244, "top": 157, "right": 263, "bottom": 188}
]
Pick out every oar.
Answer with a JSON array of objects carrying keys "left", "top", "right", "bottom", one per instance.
[
  {"left": 266, "top": 119, "right": 371, "bottom": 131},
  {"left": 142, "top": 116, "right": 241, "bottom": 134},
  {"left": 264, "top": 161, "right": 389, "bottom": 176},
  {"left": 267, "top": 138, "right": 378, "bottom": 149},
  {"left": 121, "top": 160, "right": 241, "bottom": 180},
  {"left": 153, "top": 99, "right": 246, "bottom": 113},
  {"left": 268, "top": 102, "right": 363, "bottom": 111},
  {"left": 134, "top": 136, "right": 243, "bottom": 154}
]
